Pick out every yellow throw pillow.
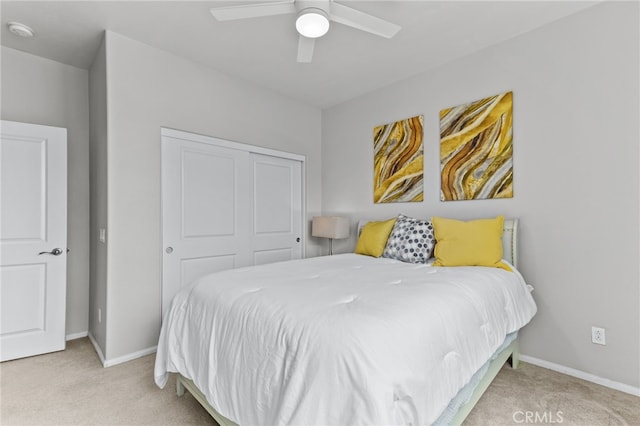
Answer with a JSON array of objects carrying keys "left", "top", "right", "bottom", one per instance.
[
  {"left": 432, "top": 216, "right": 511, "bottom": 271},
  {"left": 355, "top": 218, "right": 397, "bottom": 257}
]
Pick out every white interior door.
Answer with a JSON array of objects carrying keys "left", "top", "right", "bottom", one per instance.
[
  {"left": 251, "top": 153, "right": 302, "bottom": 265},
  {"left": 161, "top": 129, "right": 304, "bottom": 313},
  {"left": 0, "top": 120, "right": 67, "bottom": 362}
]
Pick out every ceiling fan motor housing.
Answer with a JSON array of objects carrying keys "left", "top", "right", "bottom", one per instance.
[{"left": 295, "top": 0, "right": 331, "bottom": 15}]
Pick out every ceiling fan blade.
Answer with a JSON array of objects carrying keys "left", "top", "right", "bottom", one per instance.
[
  {"left": 329, "top": 2, "right": 401, "bottom": 39},
  {"left": 210, "top": 0, "right": 296, "bottom": 21},
  {"left": 297, "top": 35, "right": 315, "bottom": 63}
]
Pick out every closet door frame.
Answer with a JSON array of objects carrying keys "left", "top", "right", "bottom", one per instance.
[{"left": 160, "top": 127, "right": 306, "bottom": 314}]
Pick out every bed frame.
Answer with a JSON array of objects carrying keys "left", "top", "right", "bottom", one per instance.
[
  {"left": 176, "top": 376, "right": 236, "bottom": 426},
  {"left": 447, "top": 339, "right": 519, "bottom": 425},
  {"left": 175, "top": 218, "right": 521, "bottom": 426}
]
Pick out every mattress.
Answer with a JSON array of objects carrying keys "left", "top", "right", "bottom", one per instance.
[{"left": 155, "top": 253, "right": 537, "bottom": 425}]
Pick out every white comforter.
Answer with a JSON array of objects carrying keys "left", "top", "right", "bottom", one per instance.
[{"left": 155, "top": 254, "right": 536, "bottom": 425}]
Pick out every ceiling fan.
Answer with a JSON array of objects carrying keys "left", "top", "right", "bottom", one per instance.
[{"left": 210, "top": 0, "right": 401, "bottom": 63}]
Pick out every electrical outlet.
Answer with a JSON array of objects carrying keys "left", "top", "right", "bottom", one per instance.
[{"left": 591, "top": 326, "right": 606, "bottom": 345}]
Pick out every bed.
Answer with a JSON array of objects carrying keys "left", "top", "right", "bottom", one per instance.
[{"left": 155, "top": 217, "right": 536, "bottom": 425}]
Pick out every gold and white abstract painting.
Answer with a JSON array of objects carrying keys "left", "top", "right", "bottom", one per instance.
[
  {"left": 373, "top": 115, "right": 424, "bottom": 203},
  {"left": 440, "top": 91, "right": 513, "bottom": 201}
]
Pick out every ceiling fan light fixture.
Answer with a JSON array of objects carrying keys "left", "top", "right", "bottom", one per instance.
[{"left": 296, "top": 8, "right": 329, "bottom": 38}]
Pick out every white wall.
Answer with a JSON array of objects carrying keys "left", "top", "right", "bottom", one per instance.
[
  {"left": 322, "top": 2, "right": 639, "bottom": 388},
  {"left": 1, "top": 47, "right": 90, "bottom": 339},
  {"left": 99, "top": 31, "right": 322, "bottom": 361}
]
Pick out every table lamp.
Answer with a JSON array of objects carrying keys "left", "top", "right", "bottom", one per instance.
[{"left": 311, "top": 216, "right": 350, "bottom": 255}]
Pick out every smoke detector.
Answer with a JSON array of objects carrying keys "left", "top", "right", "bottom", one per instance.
[{"left": 7, "top": 22, "right": 35, "bottom": 38}]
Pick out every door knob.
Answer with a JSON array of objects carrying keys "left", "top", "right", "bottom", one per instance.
[
  {"left": 166, "top": 247, "right": 174, "bottom": 254},
  {"left": 39, "top": 248, "right": 63, "bottom": 256}
]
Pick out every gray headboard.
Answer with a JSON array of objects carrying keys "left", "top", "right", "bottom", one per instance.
[{"left": 357, "top": 218, "right": 519, "bottom": 268}]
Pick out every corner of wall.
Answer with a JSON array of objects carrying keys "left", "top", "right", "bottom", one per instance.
[{"left": 88, "top": 34, "right": 109, "bottom": 360}]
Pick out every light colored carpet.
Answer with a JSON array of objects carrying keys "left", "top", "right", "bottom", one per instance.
[
  {"left": 1, "top": 338, "right": 638, "bottom": 425},
  {"left": 464, "top": 359, "right": 640, "bottom": 425}
]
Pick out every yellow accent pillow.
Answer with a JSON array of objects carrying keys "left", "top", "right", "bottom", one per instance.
[
  {"left": 355, "top": 219, "right": 397, "bottom": 257},
  {"left": 432, "top": 216, "right": 511, "bottom": 271}
]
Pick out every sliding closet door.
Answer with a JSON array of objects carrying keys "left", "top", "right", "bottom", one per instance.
[
  {"left": 162, "top": 137, "right": 252, "bottom": 312},
  {"left": 161, "top": 129, "right": 304, "bottom": 313},
  {"left": 251, "top": 153, "right": 302, "bottom": 265}
]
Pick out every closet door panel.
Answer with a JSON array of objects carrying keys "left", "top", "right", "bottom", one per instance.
[
  {"left": 250, "top": 153, "right": 302, "bottom": 263},
  {"left": 162, "top": 137, "right": 251, "bottom": 312},
  {"left": 253, "top": 248, "right": 292, "bottom": 266},
  {"left": 180, "top": 255, "right": 236, "bottom": 289},
  {"left": 254, "top": 160, "right": 293, "bottom": 234},
  {"left": 182, "top": 150, "right": 236, "bottom": 238}
]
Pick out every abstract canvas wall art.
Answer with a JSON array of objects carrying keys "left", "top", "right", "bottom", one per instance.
[
  {"left": 440, "top": 91, "right": 513, "bottom": 201},
  {"left": 373, "top": 115, "right": 424, "bottom": 203}
]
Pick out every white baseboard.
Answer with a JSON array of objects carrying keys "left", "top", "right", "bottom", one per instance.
[
  {"left": 103, "top": 345, "right": 157, "bottom": 368},
  {"left": 87, "top": 332, "right": 107, "bottom": 366},
  {"left": 87, "top": 332, "right": 157, "bottom": 368},
  {"left": 65, "top": 331, "right": 88, "bottom": 341},
  {"left": 520, "top": 354, "right": 640, "bottom": 397}
]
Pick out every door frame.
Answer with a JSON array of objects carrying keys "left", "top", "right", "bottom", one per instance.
[{"left": 160, "top": 127, "right": 307, "bottom": 311}]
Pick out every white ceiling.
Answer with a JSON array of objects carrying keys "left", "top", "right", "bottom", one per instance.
[{"left": 1, "top": 1, "right": 600, "bottom": 108}]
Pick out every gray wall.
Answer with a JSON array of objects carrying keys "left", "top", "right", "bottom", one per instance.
[
  {"left": 321, "top": 2, "right": 639, "bottom": 388},
  {"left": 98, "top": 31, "right": 322, "bottom": 361},
  {"left": 88, "top": 38, "right": 108, "bottom": 353},
  {"left": 1, "top": 46, "right": 90, "bottom": 339}
]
